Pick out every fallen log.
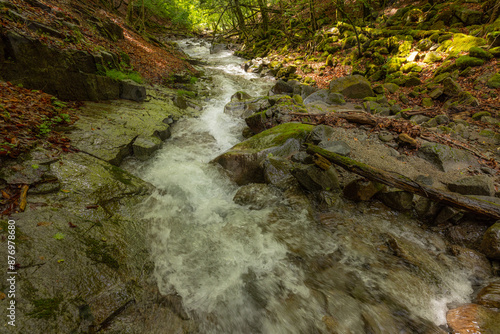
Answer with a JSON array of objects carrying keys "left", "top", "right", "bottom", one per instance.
[{"left": 306, "top": 144, "right": 500, "bottom": 220}]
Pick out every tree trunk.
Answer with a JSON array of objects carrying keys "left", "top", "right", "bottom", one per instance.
[
  {"left": 309, "top": 0, "right": 318, "bottom": 30},
  {"left": 126, "top": 0, "right": 135, "bottom": 25},
  {"left": 256, "top": 0, "right": 269, "bottom": 32},
  {"left": 306, "top": 144, "right": 500, "bottom": 221},
  {"left": 489, "top": 0, "right": 500, "bottom": 24},
  {"left": 232, "top": 0, "right": 247, "bottom": 33}
]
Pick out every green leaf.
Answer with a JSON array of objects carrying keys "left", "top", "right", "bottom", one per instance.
[{"left": 53, "top": 233, "right": 65, "bottom": 240}]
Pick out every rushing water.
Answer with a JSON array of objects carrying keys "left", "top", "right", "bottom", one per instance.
[{"left": 135, "top": 40, "right": 475, "bottom": 333}]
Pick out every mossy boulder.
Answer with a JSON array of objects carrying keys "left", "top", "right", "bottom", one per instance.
[
  {"left": 490, "top": 47, "right": 500, "bottom": 58},
  {"left": 212, "top": 123, "right": 314, "bottom": 185},
  {"left": 401, "top": 62, "right": 422, "bottom": 73},
  {"left": 416, "top": 38, "right": 434, "bottom": 51},
  {"left": 469, "top": 47, "right": 493, "bottom": 60},
  {"left": 455, "top": 56, "right": 484, "bottom": 69},
  {"left": 329, "top": 74, "right": 375, "bottom": 99},
  {"left": 422, "top": 97, "right": 433, "bottom": 107},
  {"left": 453, "top": 7, "right": 484, "bottom": 26},
  {"left": 487, "top": 73, "right": 500, "bottom": 89},
  {"left": 383, "top": 82, "right": 399, "bottom": 93},
  {"left": 437, "top": 33, "right": 486, "bottom": 53},
  {"left": 385, "top": 57, "right": 407, "bottom": 74},
  {"left": 423, "top": 52, "right": 442, "bottom": 64}
]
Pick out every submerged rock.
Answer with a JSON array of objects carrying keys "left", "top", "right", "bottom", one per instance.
[
  {"left": 475, "top": 283, "right": 500, "bottom": 309},
  {"left": 447, "top": 304, "right": 500, "bottom": 334}
]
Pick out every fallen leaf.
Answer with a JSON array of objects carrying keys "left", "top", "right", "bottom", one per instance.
[
  {"left": 60, "top": 189, "right": 70, "bottom": 193},
  {"left": 86, "top": 205, "right": 99, "bottom": 209},
  {"left": 37, "top": 222, "right": 53, "bottom": 227},
  {"left": 68, "top": 222, "right": 77, "bottom": 228},
  {"left": 0, "top": 292, "right": 6, "bottom": 300},
  {"left": 19, "top": 184, "right": 29, "bottom": 212}
]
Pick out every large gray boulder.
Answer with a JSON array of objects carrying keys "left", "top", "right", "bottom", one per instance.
[
  {"left": 480, "top": 222, "right": 500, "bottom": 260},
  {"left": 329, "top": 75, "right": 375, "bottom": 99},
  {"left": 303, "top": 89, "right": 345, "bottom": 105},
  {"left": 212, "top": 123, "right": 314, "bottom": 185},
  {"left": 417, "top": 142, "right": 477, "bottom": 172},
  {"left": 447, "top": 175, "right": 495, "bottom": 196}
]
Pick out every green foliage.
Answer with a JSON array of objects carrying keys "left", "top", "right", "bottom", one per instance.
[
  {"left": 137, "top": 0, "right": 202, "bottom": 28},
  {"left": 177, "top": 89, "right": 195, "bottom": 98},
  {"left": 105, "top": 69, "right": 143, "bottom": 84}
]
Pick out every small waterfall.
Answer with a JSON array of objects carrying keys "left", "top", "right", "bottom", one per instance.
[{"left": 137, "top": 40, "right": 474, "bottom": 333}]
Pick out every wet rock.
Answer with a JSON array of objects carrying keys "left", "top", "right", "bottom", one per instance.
[
  {"left": 475, "top": 283, "right": 500, "bottom": 309},
  {"left": 262, "top": 156, "right": 297, "bottom": 190},
  {"left": 417, "top": 142, "right": 477, "bottom": 172},
  {"left": 377, "top": 189, "right": 414, "bottom": 211},
  {"left": 67, "top": 98, "right": 174, "bottom": 166},
  {"left": 210, "top": 43, "right": 227, "bottom": 53},
  {"left": 329, "top": 74, "right": 375, "bottom": 99},
  {"left": 343, "top": 178, "right": 385, "bottom": 202},
  {"left": 233, "top": 183, "right": 281, "bottom": 210},
  {"left": 225, "top": 96, "right": 270, "bottom": 118},
  {"left": 212, "top": 123, "right": 313, "bottom": 185},
  {"left": 132, "top": 136, "right": 162, "bottom": 161},
  {"left": 303, "top": 89, "right": 345, "bottom": 105},
  {"left": 480, "top": 222, "right": 500, "bottom": 260},
  {"left": 231, "top": 91, "right": 252, "bottom": 101},
  {"left": 447, "top": 304, "right": 500, "bottom": 334},
  {"left": 291, "top": 164, "right": 340, "bottom": 192},
  {"left": 449, "top": 245, "right": 492, "bottom": 284},
  {"left": 447, "top": 175, "right": 495, "bottom": 196},
  {"left": 0, "top": 151, "right": 158, "bottom": 333}
]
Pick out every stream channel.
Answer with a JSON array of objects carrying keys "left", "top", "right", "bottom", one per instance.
[{"left": 128, "top": 40, "right": 474, "bottom": 333}]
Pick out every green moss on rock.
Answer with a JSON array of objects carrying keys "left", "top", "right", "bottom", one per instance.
[
  {"left": 469, "top": 47, "right": 493, "bottom": 60},
  {"left": 487, "top": 73, "right": 500, "bottom": 89},
  {"left": 455, "top": 56, "right": 484, "bottom": 68},
  {"left": 437, "top": 33, "right": 486, "bottom": 53}
]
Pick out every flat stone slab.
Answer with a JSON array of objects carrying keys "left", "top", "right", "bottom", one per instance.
[{"left": 67, "top": 87, "right": 200, "bottom": 165}]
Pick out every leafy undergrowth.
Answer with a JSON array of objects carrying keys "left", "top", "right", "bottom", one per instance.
[{"left": 0, "top": 82, "right": 80, "bottom": 159}]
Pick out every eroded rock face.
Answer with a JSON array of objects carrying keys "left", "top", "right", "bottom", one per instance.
[{"left": 0, "top": 31, "right": 142, "bottom": 101}]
